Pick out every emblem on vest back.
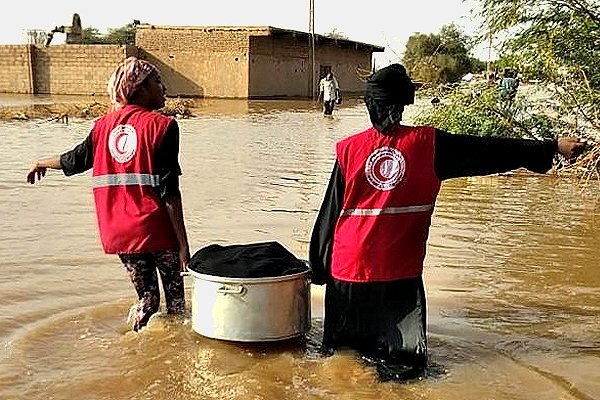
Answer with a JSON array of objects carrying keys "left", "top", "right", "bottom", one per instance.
[
  {"left": 108, "top": 124, "right": 137, "bottom": 163},
  {"left": 364, "top": 146, "right": 406, "bottom": 191}
]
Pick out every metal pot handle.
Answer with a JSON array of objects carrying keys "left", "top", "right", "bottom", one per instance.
[
  {"left": 302, "top": 259, "right": 313, "bottom": 284},
  {"left": 217, "top": 285, "right": 246, "bottom": 295}
]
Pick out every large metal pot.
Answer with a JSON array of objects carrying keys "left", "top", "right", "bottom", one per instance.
[{"left": 183, "top": 268, "right": 311, "bottom": 342}]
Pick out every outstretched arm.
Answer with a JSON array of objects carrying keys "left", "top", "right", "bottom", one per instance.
[
  {"left": 434, "top": 129, "right": 584, "bottom": 180},
  {"left": 26, "top": 156, "right": 62, "bottom": 184},
  {"left": 27, "top": 131, "right": 94, "bottom": 184}
]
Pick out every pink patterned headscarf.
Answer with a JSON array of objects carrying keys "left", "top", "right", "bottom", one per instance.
[{"left": 107, "top": 56, "right": 160, "bottom": 111}]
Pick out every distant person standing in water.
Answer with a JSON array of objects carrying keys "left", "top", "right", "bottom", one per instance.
[
  {"left": 500, "top": 69, "right": 519, "bottom": 102},
  {"left": 26, "top": 57, "right": 190, "bottom": 332},
  {"left": 318, "top": 72, "right": 340, "bottom": 116}
]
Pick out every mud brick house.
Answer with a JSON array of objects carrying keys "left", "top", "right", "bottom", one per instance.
[{"left": 0, "top": 25, "right": 384, "bottom": 98}]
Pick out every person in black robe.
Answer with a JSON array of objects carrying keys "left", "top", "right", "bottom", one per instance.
[{"left": 308, "top": 63, "right": 584, "bottom": 381}]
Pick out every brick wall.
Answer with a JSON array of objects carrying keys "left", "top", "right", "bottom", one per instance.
[
  {"left": 314, "top": 41, "right": 373, "bottom": 94},
  {"left": 32, "top": 44, "right": 136, "bottom": 95},
  {"left": 0, "top": 45, "right": 33, "bottom": 94},
  {"left": 0, "top": 44, "right": 135, "bottom": 95},
  {"left": 249, "top": 35, "right": 373, "bottom": 98},
  {"left": 248, "top": 35, "right": 309, "bottom": 98},
  {"left": 0, "top": 27, "right": 379, "bottom": 98},
  {"left": 136, "top": 26, "right": 250, "bottom": 98}
]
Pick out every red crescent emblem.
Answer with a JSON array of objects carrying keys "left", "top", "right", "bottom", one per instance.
[
  {"left": 108, "top": 124, "right": 137, "bottom": 163},
  {"left": 114, "top": 131, "right": 128, "bottom": 155}
]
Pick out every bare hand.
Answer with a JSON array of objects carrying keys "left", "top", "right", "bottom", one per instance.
[
  {"left": 26, "top": 162, "right": 46, "bottom": 184},
  {"left": 558, "top": 136, "right": 585, "bottom": 161},
  {"left": 179, "top": 245, "right": 190, "bottom": 272},
  {"left": 557, "top": 137, "right": 585, "bottom": 161}
]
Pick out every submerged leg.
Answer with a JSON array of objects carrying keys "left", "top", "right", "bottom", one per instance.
[
  {"left": 322, "top": 277, "right": 428, "bottom": 381},
  {"left": 119, "top": 253, "right": 161, "bottom": 331},
  {"left": 155, "top": 250, "right": 185, "bottom": 314}
]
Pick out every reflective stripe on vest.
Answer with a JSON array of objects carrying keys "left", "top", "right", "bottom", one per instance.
[
  {"left": 92, "top": 173, "right": 160, "bottom": 188},
  {"left": 340, "top": 203, "right": 434, "bottom": 217}
]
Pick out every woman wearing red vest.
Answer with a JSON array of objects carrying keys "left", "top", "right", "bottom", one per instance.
[
  {"left": 26, "top": 57, "right": 190, "bottom": 332},
  {"left": 309, "top": 64, "right": 584, "bottom": 381}
]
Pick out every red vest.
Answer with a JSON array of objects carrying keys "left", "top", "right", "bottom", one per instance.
[
  {"left": 91, "top": 105, "right": 178, "bottom": 254},
  {"left": 332, "top": 125, "right": 441, "bottom": 282}
]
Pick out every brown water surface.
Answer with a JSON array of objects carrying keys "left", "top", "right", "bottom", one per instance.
[{"left": 1, "top": 98, "right": 599, "bottom": 399}]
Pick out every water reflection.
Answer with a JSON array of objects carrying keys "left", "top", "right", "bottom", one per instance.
[{"left": 0, "top": 93, "right": 102, "bottom": 107}]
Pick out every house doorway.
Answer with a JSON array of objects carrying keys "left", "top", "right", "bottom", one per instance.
[{"left": 319, "top": 65, "right": 332, "bottom": 80}]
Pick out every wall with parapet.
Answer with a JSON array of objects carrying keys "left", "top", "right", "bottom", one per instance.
[
  {"left": 248, "top": 35, "right": 309, "bottom": 98},
  {"left": 314, "top": 41, "right": 373, "bottom": 94},
  {"left": 248, "top": 35, "right": 373, "bottom": 98},
  {"left": 32, "top": 45, "right": 136, "bottom": 95},
  {"left": 0, "top": 27, "right": 379, "bottom": 98},
  {"left": 0, "top": 44, "right": 135, "bottom": 95},
  {"left": 136, "top": 26, "right": 250, "bottom": 98},
  {"left": 0, "top": 46, "right": 34, "bottom": 94}
]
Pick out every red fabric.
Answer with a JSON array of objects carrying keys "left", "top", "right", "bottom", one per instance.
[
  {"left": 92, "top": 105, "right": 177, "bottom": 254},
  {"left": 332, "top": 125, "right": 441, "bottom": 282}
]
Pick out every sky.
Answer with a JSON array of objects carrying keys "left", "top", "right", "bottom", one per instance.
[{"left": 0, "top": 0, "right": 493, "bottom": 65}]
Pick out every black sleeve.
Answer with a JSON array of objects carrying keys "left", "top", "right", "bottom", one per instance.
[
  {"left": 309, "top": 161, "right": 345, "bottom": 285},
  {"left": 434, "top": 129, "right": 558, "bottom": 181},
  {"left": 60, "top": 131, "right": 93, "bottom": 176},
  {"left": 154, "top": 119, "right": 183, "bottom": 200}
]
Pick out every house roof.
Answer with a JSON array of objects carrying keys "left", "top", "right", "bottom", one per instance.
[{"left": 137, "top": 25, "right": 385, "bottom": 52}]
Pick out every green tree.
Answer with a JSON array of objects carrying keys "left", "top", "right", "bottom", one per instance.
[
  {"left": 82, "top": 27, "right": 106, "bottom": 44},
  {"left": 105, "top": 23, "right": 136, "bottom": 45},
  {"left": 325, "top": 28, "right": 347, "bottom": 40},
  {"left": 415, "top": 84, "right": 566, "bottom": 139},
  {"left": 478, "top": 0, "right": 600, "bottom": 133},
  {"left": 402, "top": 24, "right": 474, "bottom": 85},
  {"left": 469, "top": 56, "right": 486, "bottom": 73},
  {"left": 81, "top": 23, "right": 136, "bottom": 45}
]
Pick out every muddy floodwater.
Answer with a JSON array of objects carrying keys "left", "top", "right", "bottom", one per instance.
[{"left": 1, "top": 98, "right": 599, "bottom": 399}]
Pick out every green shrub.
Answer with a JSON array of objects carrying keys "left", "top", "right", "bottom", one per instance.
[{"left": 414, "top": 84, "right": 568, "bottom": 139}]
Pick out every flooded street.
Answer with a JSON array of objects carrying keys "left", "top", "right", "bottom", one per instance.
[{"left": 1, "top": 98, "right": 599, "bottom": 399}]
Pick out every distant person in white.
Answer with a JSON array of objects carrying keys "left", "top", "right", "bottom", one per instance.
[{"left": 318, "top": 72, "right": 340, "bottom": 116}]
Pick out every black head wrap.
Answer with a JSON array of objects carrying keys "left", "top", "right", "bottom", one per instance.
[{"left": 364, "top": 63, "right": 415, "bottom": 133}]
